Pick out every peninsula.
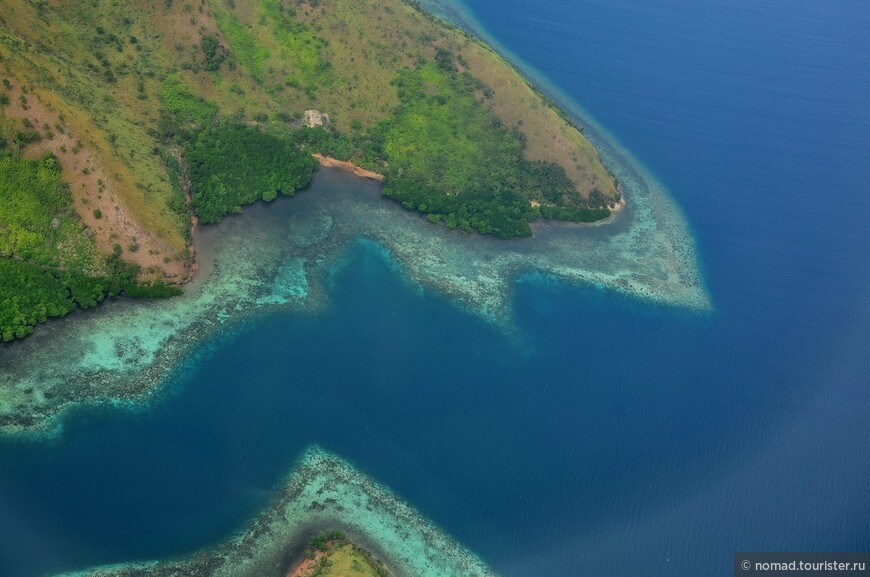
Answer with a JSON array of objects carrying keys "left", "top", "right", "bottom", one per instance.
[
  {"left": 0, "top": 0, "right": 620, "bottom": 341},
  {"left": 0, "top": 0, "right": 710, "bottom": 438}
]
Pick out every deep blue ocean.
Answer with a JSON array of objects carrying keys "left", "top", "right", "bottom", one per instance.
[{"left": 1, "top": 0, "right": 869, "bottom": 576}]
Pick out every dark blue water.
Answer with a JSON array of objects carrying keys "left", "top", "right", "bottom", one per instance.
[{"left": 2, "top": 0, "right": 869, "bottom": 576}]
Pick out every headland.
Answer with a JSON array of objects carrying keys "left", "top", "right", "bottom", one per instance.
[{"left": 1, "top": 0, "right": 625, "bottom": 341}]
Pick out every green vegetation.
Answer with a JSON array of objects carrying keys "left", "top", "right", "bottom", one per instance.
[
  {"left": 1, "top": 152, "right": 76, "bottom": 264},
  {"left": 379, "top": 62, "right": 582, "bottom": 237},
  {"left": 160, "top": 78, "right": 219, "bottom": 125},
  {"left": 0, "top": 0, "right": 620, "bottom": 340},
  {"left": 300, "top": 532, "right": 390, "bottom": 577},
  {"left": 292, "top": 61, "right": 611, "bottom": 237},
  {"left": 308, "top": 530, "right": 348, "bottom": 555},
  {"left": 261, "top": 0, "right": 332, "bottom": 96},
  {"left": 212, "top": 5, "right": 269, "bottom": 82},
  {"left": 0, "top": 148, "right": 106, "bottom": 272},
  {"left": 0, "top": 245, "right": 182, "bottom": 342},
  {"left": 0, "top": 151, "right": 180, "bottom": 341},
  {"left": 0, "top": 259, "right": 102, "bottom": 341},
  {"left": 201, "top": 35, "right": 228, "bottom": 72},
  {"left": 0, "top": 249, "right": 181, "bottom": 342},
  {"left": 188, "top": 123, "right": 318, "bottom": 223}
]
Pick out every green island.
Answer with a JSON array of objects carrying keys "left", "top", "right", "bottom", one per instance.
[
  {"left": 289, "top": 531, "right": 391, "bottom": 577},
  {"left": 0, "top": 0, "right": 622, "bottom": 341}
]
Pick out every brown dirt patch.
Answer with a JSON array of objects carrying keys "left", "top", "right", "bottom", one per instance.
[{"left": 4, "top": 84, "right": 189, "bottom": 282}]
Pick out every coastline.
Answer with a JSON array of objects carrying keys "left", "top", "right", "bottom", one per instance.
[
  {"left": 0, "top": 155, "right": 710, "bottom": 438},
  {"left": 286, "top": 551, "right": 322, "bottom": 577},
  {"left": 180, "top": 151, "right": 621, "bottom": 289},
  {"left": 313, "top": 154, "right": 385, "bottom": 182},
  {"left": 0, "top": 0, "right": 709, "bottom": 438},
  {"left": 1, "top": 0, "right": 652, "bottom": 348}
]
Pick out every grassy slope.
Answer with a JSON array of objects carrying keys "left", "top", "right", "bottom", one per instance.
[
  {"left": 294, "top": 533, "right": 390, "bottom": 577},
  {"left": 206, "top": 0, "right": 619, "bottom": 236},
  {"left": 295, "top": 544, "right": 387, "bottom": 577},
  {"left": 460, "top": 41, "right": 617, "bottom": 196},
  {"left": 210, "top": 0, "right": 617, "bottom": 200},
  {"left": 310, "top": 0, "right": 617, "bottom": 198},
  {"left": 0, "top": 0, "right": 191, "bottom": 281},
  {"left": 0, "top": 0, "right": 619, "bottom": 337},
  {"left": 1, "top": 0, "right": 618, "bottom": 251}
]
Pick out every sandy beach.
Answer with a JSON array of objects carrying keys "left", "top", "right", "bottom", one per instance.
[{"left": 313, "top": 154, "right": 385, "bottom": 182}]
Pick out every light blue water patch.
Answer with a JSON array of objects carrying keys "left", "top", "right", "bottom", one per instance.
[
  {"left": 258, "top": 258, "right": 309, "bottom": 305},
  {"left": 2, "top": 2, "right": 868, "bottom": 577},
  {"left": 0, "top": 0, "right": 709, "bottom": 437},
  {"left": 0, "top": 154, "right": 708, "bottom": 437}
]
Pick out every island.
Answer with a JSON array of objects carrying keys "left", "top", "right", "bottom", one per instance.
[
  {"left": 287, "top": 531, "right": 390, "bottom": 577},
  {"left": 0, "top": 0, "right": 622, "bottom": 341},
  {"left": 54, "top": 448, "right": 496, "bottom": 577}
]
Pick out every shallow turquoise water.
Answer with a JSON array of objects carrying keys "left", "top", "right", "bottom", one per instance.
[{"left": 1, "top": 0, "right": 869, "bottom": 576}]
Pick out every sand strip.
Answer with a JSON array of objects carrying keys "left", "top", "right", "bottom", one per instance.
[{"left": 313, "top": 154, "right": 385, "bottom": 182}]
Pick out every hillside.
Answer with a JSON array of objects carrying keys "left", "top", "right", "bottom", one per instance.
[{"left": 0, "top": 0, "right": 621, "bottom": 340}]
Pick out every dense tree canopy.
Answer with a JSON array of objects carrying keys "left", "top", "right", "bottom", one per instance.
[
  {"left": 0, "top": 259, "right": 96, "bottom": 341},
  {"left": 188, "top": 124, "right": 318, "bottom": 223},
  {"left": 0, "top": 247, "right": 181, "bottom": 342}
]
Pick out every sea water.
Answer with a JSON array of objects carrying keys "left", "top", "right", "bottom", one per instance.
[{"left": 1, "top": 0, "right": 869, "bottom": 576}]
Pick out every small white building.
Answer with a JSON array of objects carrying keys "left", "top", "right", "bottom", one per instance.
[{"left": 303, "top": 109, "right": 330, "bottom": 128}]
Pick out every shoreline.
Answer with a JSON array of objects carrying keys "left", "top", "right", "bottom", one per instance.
[
  {"left": 286, "top": 550, "right": 322, "bottom": 577},
  {"left": 610, "top": 184, "right": 627, "bottom": 213},
  {"left": 0, "top": 0, "right": 709, "bottom": 438},
  {"left": 180, "top": 139, "right": 626, "bottom": 290},
  {"left": 0, "top": 161, "right": 709, "bottom": 437},
  {"left": 312, "top": 154, "right": 385, "bottom": 182}
]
